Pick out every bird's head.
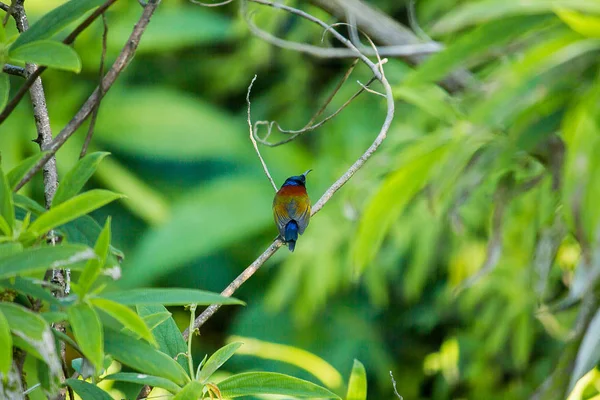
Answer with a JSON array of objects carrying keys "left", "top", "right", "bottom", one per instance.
[{"left": 282, "top": 169, "right": 312, "bottom": 187}]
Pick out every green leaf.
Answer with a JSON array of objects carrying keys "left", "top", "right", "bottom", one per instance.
[
  {"left": 409, "top": 16, "right": 552, "bottom": 84},
  {"left": 95, "top": 87, "right": 246, "bottom": 161},
  {"left": 11, "top": 0, "right": 106, "bottom": 49},
  {"left": 353, "top": 137, "right": 451, "bottom": 274},
  {"left": 13, "top": 194, "right": 46, "bottom": 215},
  {"left": 394, "top": 83, "right": 460, "bottom": 123},
  {"left": 197, "top": 342, "right": 242, "bottom": 383},
  {"left": 41, "top": 311, "right": 68, "bottom": 324},
  {"left": 568, "top": 308, "right": 600, "bottom": 393},
  {"left": 102, "top": 288, "right": 244, "bottom": 306},
  {"left": 90, "top": 298, "right": 156, "bottom": 346},
  {"left": 27, "top": 189, "right": 124, "bottom": 236},
  {"left": 0, "top": 276, "right": 61, "bottom": 306},
  {"left": 37, "top": 357, "right": 61, "bottom": 397},
  {"left": 7, "top": 152, "right": 50, "bottom": 190},
  {"left": 345, "top": 360, "right": 367, "bottom": 400},
  {"left": 0, "top": 303, "right": 61, "bottom": 380},
  {"left": 173, "top": 381, "right": 204, "bottom": 400},
  {"left": 218, "top": 372, "right": 341, "bottom": 399},
  {"left": 137, "top": 305, "right": 188, "bottom": 371},
  {"left": 68, "top": 302, "right": 104, "bottom": 371},
  {"left": 0, "top": 164, "right": 14, "bottom": 236},
  {"left": 65, "top": 378, "right": 113, "bottom": 400},
  {"left": 431, "top": 0, "right": 600, "bottom": 34},
  {"left": 104, "top": 372, "right": 181, "bottom": 394},
  {"left": 557, "top": 9, "right": 600, "bottom": 37},
  {"left": 78, "top": 217, "right": 111, "bottom": 295},
  {"left": 0, "top": 244, "right": 95, "bottom": 279},
  {"left": 110, "top": 7, "right": 233, "bottom": 54},
  {"left": 0, "top": 309, "right": 12, "bottom": 376},
  {"left": 8, "top": 40, "right": 81, "bottom": 72},
  {"left": 52, "top": 152, "right": 110, "bottom": 206},
  {"left": 141, "top": 310, "right": 172, "bottom": 331},
  {"left": 103, "top": 328, "right": 190, "bottom": 386},
  {"left": 59, "top": 215, "right": 124, "bottom": 260},
  {"left": 120, "top": 177, "right": 273, "bottom": 287},
  {"left": 0, "top": 73, "right": 9, "bottom": 113},
  {"left": 0, "top": 242, "right": 22, "bottom": 258}
]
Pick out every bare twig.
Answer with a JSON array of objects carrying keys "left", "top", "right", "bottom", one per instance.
[
  {"left": 243, "top": 3, "right": 441, "bottom": 59},
  {"left": 0, "top": 0, "right": 119, "bottom": 125},
  {"left": 190, "top": 0, "right": 233, "bottom": 6},
  {"left": 0, "top": 1, "right": 10, "bottom": 12},
  {"left": 390, "top": 371, "right": 403, "bottom": 400},
  {"left": 185, "top": 0, "right": 394, "bottom": 335},
  {"left": 407, "top": 0, "right": 431, "bottom": 42},
  {"left": 14, "top": 0, "right": 162, "bottom": 192},
  {"left": 80, "top": 12, "right": 109, "bottom": 159},
  {"left": 247, "top": 75, "right": 277, "bottom": 192},
  {"left": 2, "top": 64, "right": 26, "bottom": 77}
]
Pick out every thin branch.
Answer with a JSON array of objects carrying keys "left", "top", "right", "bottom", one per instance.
[
  {"left": 0, "top": 0, "right": 119, "bottom": 126},
  {"left": 255, "top": 59, "right": 375, "bottom": 147},
  {"left": 80, "top": 12, "right": 108, "bottom": 159},
  {"left": 185, "top": 0, "right": 394, "bottom": 335},
  {"left": 14, "top": 0, "right": 162, "bottom": 192},
  {"left": 243, "top": 3, "right": 441, "bottom": 59},
  {"left": 2, "top": 64, "right": 26, "bottom": 77},
  {"left": 247, "top": 75, "right": 277, "bottom": 192},
  {"left": 407, "top": 0, "right": 431, "bottom": 41},
  {"left": 190, "top": 0, "right": 234, "bottom": 6},
  {"left": 390, "top": 371, "right": 403, "bottom": 400},
  {"left": 0, "top": 1, "right": 9, "bottom": 12}
]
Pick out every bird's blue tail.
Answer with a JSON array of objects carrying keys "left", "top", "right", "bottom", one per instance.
[{"left": 285, "top": 221, "right": 299, "bottom": 252}]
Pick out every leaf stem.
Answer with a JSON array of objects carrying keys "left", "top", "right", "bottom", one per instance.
[{"left": 188, "top": 304, "right": 197, "bottom": 380}]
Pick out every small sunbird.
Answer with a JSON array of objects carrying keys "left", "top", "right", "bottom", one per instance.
[{"left": 273, "top": 170, "right": 312, "bottom": 252}]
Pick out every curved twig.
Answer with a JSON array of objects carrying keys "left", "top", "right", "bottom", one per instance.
[{"left": 184, "top": 0, "right": 395, "bottom": 337}]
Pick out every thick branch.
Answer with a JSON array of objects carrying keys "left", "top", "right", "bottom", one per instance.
[{"left": 14, "top": 0, "right": 161, "bottom": 192}]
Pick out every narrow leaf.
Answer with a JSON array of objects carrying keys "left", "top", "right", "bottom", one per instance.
[
  {"left": 0, "top": 309, "right": 12, "bottom": 376},
  {"left": 568, "top": 308, "right": 600, "bottom": 393},
  {"left": 65, "top": 378, "right": 113, "bottom": 400},
  {"left": 345, "top": 360, "right": 367, "bottom": 400},
  {"left": 11, "top": 0, "right": 106, "bottom": 48},
  {"left": 0, "top": 73, "right": 9, "bottom": 113},
  {"left": 104, "top": 372, "right": 181, "bottom": 394},
  {"left": 53, "top": 152, "right": 110, "bottom": 206},
  {"left": 28, "top": 189, "right": 124, "bottom": 235},
  {"left": 137, "top": 305, "right": 187, "bottom": 370},
  {"left": 7, "top": 153, "right": 50, "bottom": 190},
  {"left": 90, "top": 298, "right": 156, "bottom": 346},
  {"left": 8, "top": 40, "right": 81, "bottom": 72},
  {"left": 0, "top": 164, "right": 14, "bottom": 236},
  {"left": 13, "top": 194, "right": 46, "bottom": 215},
  {"left": 218, "top": 372, "right": 341, "bottom": 399},
  {"left": 173, "top": 381, "right": 204, "bottom": 400},
  {"left": 0, "top": 276, "right": 61, "bottom": 306},
  {"left": 141, "top": 311, "right": 172, "bottom": 331},
  {"left": 102, "top": 288, "right": 244, "bottom": 306},
  {"left": 78, "top": 217, "right": 111, "bottom": 295},
  {"left": 68, "top": 302, "right": 104, "bottom": 371},
  {"left": 104, "top": 328, "right": 190, "bottom": 386},
  {"left": 0, "top": 244, "right": 95, "bottom": 279},
  {"left": 0, "top": 303, "right": 61, "bottom": 379},
  {"left": 197, "top": 342, "right": 242, "bottom": 383}
]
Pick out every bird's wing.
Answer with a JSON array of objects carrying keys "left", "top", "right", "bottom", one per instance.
[
  {"left": 273, "top": 202, "right": 291, "bottom": 236},
  {"left": 288, "top": 199, "right": 310, "bottom": 235}
]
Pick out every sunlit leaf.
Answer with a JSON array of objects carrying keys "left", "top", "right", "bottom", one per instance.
[
  {"left": 27, "top": 189, "right": 124, "bottom": 236},
  {"left": 52, "top": 152, "right": 110, "bottom": 206},
  {"left": 7, "top": 152, "right": 50, "bottom": 190},
  {"left": 173, "top": 381, "right": 204, "bottom": 400},
  {"left": 557, "top": 9, "right": 600, "bottom": 37},
  {"left": 0, "top": 244, "right": 95, "bottom": 279},
  {"left": 0, "top": 73, "right": 9, "bottom": 113},
  {"left": 103, "top": 288, "right": 243, "bottom": 306},
  {"left": 0, "top": 309, "right": 12, "bottom": 376},
  {"left": 218, "top": 372, "right": 341, "bottom": 399},
  {"left": 197, "top": 342, "right": 243, "bottom": 383},
  {"left": 8, "top": 40, "right": 81, "bottom": 72},
  {"left": 77, "top": 217, "right": 111, "bottom": 295},
  {"left": 346, "top": 359, "right": 367, "bottom": 400},
  {"left": 11, "top": 0, "right": 106, "bottom": 49},
  {"left": 90, "top": 297, "right": 156, "bottom": 346},
  {"left": 0, "top": 164, "right": 14, "bottom": 236}
]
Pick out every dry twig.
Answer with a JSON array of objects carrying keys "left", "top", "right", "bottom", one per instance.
[
  {"left": 184, "top": 0, "right": 395, "bottom": 337},
  {"left": 14, "top": 0, "right": 161, "bottom": 192}
]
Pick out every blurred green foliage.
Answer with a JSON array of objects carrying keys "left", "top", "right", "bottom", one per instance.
[{"left": 2, "top": 0, "right": 600, "bottom": 398}]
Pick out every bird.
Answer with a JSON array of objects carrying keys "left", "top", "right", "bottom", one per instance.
[{"left": 273, "top": 170, "right": 312, "bottom": 252}]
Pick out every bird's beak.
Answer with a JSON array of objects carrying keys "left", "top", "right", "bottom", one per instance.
[{"left": 302, "top": 169, "right": 312, "bottom": 178}]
